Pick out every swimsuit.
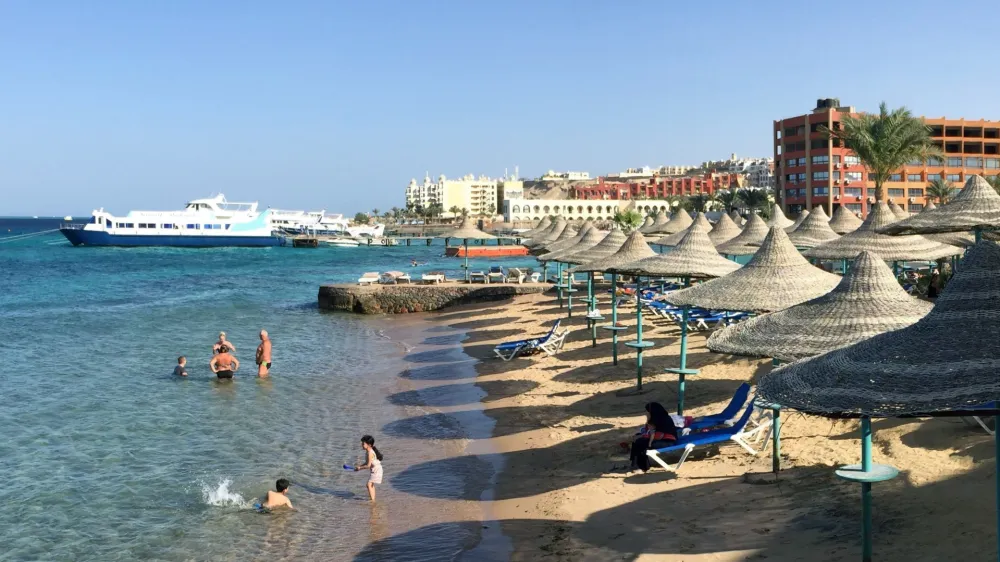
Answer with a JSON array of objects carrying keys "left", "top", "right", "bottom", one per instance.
[
  {"left": 257, "top": 361, "right": 271, "bottom": 368},
  {"left": 369, "top": 457, "right": 383, "bottom": 484},
  {"left": 216, "top": 370, "right": 234, "bottom": 379}
]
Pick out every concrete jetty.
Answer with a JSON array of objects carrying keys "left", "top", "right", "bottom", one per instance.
[{"left": 318, "top": 282, "right": 548, "bottom": 314}]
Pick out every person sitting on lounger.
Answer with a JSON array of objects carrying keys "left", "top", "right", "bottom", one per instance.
[{"left": 629, "top": 402, "right": 678, "bottom": 473}]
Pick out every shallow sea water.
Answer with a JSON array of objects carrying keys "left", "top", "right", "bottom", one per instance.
[{"left": 0, "top": 219, "right": 531, "bottom": 561}]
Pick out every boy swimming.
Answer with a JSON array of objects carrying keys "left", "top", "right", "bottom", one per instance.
[
  {"left": 256, "top": 478, "right": 293, "bottom": 511},
  {"left": 173, "top": 356, "right": 188, "bottom": 377}
]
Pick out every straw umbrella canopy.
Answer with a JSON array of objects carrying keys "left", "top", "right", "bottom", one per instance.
[
  {"left": 655, "top": 210, "right": 694, "bottom": 236},
  {"left": 767, "top": 204, "right": 794, "bottom": 229},
  {"left": 561, "top": 228, "right": 626, "bottom": 266},
  {"left": 888, "top": 201, "right": 909, "bottom": 219},
  {"left": 637, "top": 215, "right": 655, "bottom": 233},
  {"left": 641, "top": 211, "right": 671, "bottom": 234},
  {"left": 708, "top": 250, "right": 932, "bottom": 362},
  {"left": 664, "top": 227, "right": 840, "bottom": 313},
  {"left": 729, "top": 209, "right": 746, "bottom": 226},
  {"left": 650, "top": 212, "right": 712, "bottom": 247},
  {"left": 922, "top": 200, "right": 937, "bottom": 212},
  {"left": 438, "top": 217, "right": 497, "bottom": 281},
  {"left": 534, "top": 223, "right": 581, "bottom": 256},
  {"left": 804, "top": 202, "right": 962, "bottom": 262},
  {"left": 925, "top": 231, "right": 975, "bottom": 248},
  {"left": 526, "top": 216, "right": 567, "bottom": 248},
  {"left": 828, "top": 205, "right": 864, "bottom": 234},
  {"left": 520, "top": 216, "right": 552, "bottom": 239},
  {"left": 539, "top": 225, "right": 605, "bottom": 263},
  {"left": 572, "top": 230, "right": 656, "bottom": 274},
  {"left": 879, "top": 175, "right": 1000, "bottom": 235},
  {"left": 785, "top": 209, "right": 809, "bottom": 232},
  {"left": 620, "top": 221, "right": 741, "bottom": 279},
  {"left": 785, "top": 206, "right": 839, "bottom": 248},
  {"left": 716, "top": 213, "right": 770, "bottom": 255},
  {"left": 708, "top": 212, "right": 742, "bottom": 246}
]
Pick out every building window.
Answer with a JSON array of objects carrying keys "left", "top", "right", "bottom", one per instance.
[
  {"left": 786, "top": 174, "right": 796, "bottom": 183},
  {"left": 810, "top": 139, "right": 827, "bottom": 150},
  {"left": 908, "top": 188, "right": 923, "bottom": 197},
  {"left": 812, "top": 155, "right": 829, "bottom": 165},
  {"left": 833, "top": 155, "right": 841, "bottom": 164},
  {"left": 947, "top": 157, "right": 963, "bottom": 166},
  {"left": 845, "top": 203, "right": 862, "bottom": 213},
  {"left": 813, "top": 187, "right": 829, "bottom": 196},
  {"left": 833, "top": 171, "right": 841, "bottom": 180},
  {"left": 947, "top": 174, "right": 961, "bottom": 181},
  {"left": 797, "top": 173, "right": 806, "bottom": 183},
  {"left": 906, "top": 158, "right": 922, "bottom": 166},
  {"left": 927, "top": 173, "right": 942, "bottom": 181},
  {"left": 967, "top": 157, "right": 984, "bottom": 167},
  {"left": 845, "top": 156, "right": 860, "bottom": 166},
  {"left": 813, "top": 172, "right": 829, "bottom": 181},
  {"left": 907, "top": 174, "right": 922, "bottom": 182},
  {"left": 928, "top": 157, "right": 944, "bottom": 166},
  {"left": 845, "top": 172, "right": 863, "bottom": 181},
  {"left": 987, "top": 158, "right": 1000, "bottom": 169},
  {"left": 909, "top": 203, "right": 924, "bottom": 212},
  {"left": 888, "top": 188, "right": 905, "bottom": 197},
  {"left": 844, "top": 187, "right": 863, "bottom": 197},
  {"left": 786, "top": 158, "right": 796, "bottom": 168},
  {"left": 889, "top": 173, "right": 902, "bottom": 181}
]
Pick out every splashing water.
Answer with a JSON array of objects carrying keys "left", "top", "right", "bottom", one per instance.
[{"left": 201, "top": 478, "right": 253, "bottom": 509}]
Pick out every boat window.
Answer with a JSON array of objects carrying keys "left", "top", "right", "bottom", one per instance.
[
  {"left": 125, "top": 223, "right": 134, "bottom": 228},
  {"left": 162, "top": 223, "right": 173, "bottom": 229},
  {"left": 225, "top": 224, "right": 231, "bottom": 229},
  {"left": 187, "top": 224, "right": 199, "bottom": 229},
  {"left": 91, "top": 216, "right": 98, "bottom": 224}
]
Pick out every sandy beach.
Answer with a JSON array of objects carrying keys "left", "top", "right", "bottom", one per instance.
[{"left": 382, "top": 290, "right": 997, "bottom": 561}]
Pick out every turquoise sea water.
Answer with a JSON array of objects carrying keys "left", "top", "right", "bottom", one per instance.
[{"left": 0, "top": 219, "right": 535, "bottom": 561}]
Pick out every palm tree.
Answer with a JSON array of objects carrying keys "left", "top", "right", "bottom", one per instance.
[
  {"left": 460, "top": 207, "right": 470, "bottom": 217},
  {"left": 821, "top": 102, "right": 941, "bottom": 201},
  {"left": 371, "top": 208, "right": 380, "bottom": 218},
  {"left": 690, "top": 193, "right": 712, "bottom": 213},
  {"left": 390, "top": 206, "right": 401, "bottom": 219},
  {"left": 448, "top": 205, "right": 461, "bottom": 216},
  {"left": 612, "top": 209, "right": 644, "bottom": 233},
  {"left": 713, "top": 189, "right": 740, "bottom": 213},
  {"left": 984, "top": 175, "right": 1000, "bottom": 196},
  {"left": 925, "top": 178, "right": 957, "bottom": 204},
  {"left": 738, "top": 188, "right": 770, "bottom": 214}
]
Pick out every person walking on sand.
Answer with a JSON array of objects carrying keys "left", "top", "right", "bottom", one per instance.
[
  {"left": 354, "top": 435, "right": 384, "bottom": 501},
  {"left": 213, "top": 331, "right": 235, "bottom": 355},
  {"left": 210, "top": 345, "right": 239, "bottom": 380},
  {"left": 256, "top": 330, "right": 272, "bottom": 377}
]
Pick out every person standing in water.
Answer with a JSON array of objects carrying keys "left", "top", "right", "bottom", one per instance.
[
  {"left": 213, "top": 331, "right": 235, "bottom": 355},
  {"left": 354, "top": 435, "right": 384, "bottom": 501},
  {"left": 210, "top": 345, "right": 239, "bottom": 379},
  {"left": 259, "top": 478, "right": 294, "bottom": 510},
  {"left": 256, "top": 330, "right": 272, "bottom": 377},
  {"left": 173, "top": 356, "right": 188, "bottom": 377}
]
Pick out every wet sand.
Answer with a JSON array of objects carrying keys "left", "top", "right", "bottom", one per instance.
[{"left": 365, "top": 291, "right": 998, "bottom": 562}]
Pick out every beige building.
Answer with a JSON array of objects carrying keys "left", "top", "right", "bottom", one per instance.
[
  {"left": 406, "top": 173, "right": 499, "bottom": 217},
  {"left": 503, "top": 198, "right": 676, "bottom": 224}
]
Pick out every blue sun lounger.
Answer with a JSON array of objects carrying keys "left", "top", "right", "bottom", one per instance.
[
  {"left": 492, "top": 320, "right": 565, "bottom": 361},
  {"left": 646, "top": 401, "right": 768, "bottom": 472},
  {"left": 686, "top": 383, "right": 751, "bottom": 431}
]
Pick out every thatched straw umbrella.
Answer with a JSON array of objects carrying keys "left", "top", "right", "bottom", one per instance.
[
  {"left": 828, "top": 205, "right": 863, "bottom": 234},
  {"left": 756, "top": 241, "right": 1000, "bottom": 562},
  {"left": 617, "top": 222, "right": 740, "bottom": 408},
  {"left": 888, "top": 200, "right": 909, "bottom": 219},
  {"left": 665, "top": 227, "right": 840, "bottom": 314},
  {"left": 785, "top": 209, "right": 809, "bottom": 232},
  {"left": 767, "top": 204, "right": 794, "bottom": 229},
  {"left": 438, "top": 217, "right": 497, "bottom": 282},
  {"left": 541, "top": 226, "right": 607, "bottom": 319},
  {"left": 535, "top": 224, "right": 582, "bottom": 305},
  {"left": 707, "top": 251, "right": 932, "bottom": 362},
  {"left": 922, "top": 200, "right": 937, "bottom": 212},
  {"left": 729, "top": 209, "right": 746, "bottom": 226},
  {"left": 520, "top": 216, "right": 552, "bottom": 239},
  {"left": 880, "top": 175, "right": 1000, "bottom": 237},
  {"left": 656, "top": 210, "right": 694, "bottom": 236},
  {"left": 641, "top": 211, "right": 671, "bottom": 234},
  {"left": 538, "top": 222, "right": 591, "bottom": 257},
  {"left": 651, "top": 212, "right": 712, "bottom": 248},
  {"left": 786, "top": 206, "right": 839, "bottom": 248},
  {"left": 716, "top": 213, "right": 770, "bottom": 256},
  {"left": 804, "top": 202, "right": 962, "bottom": 265},
  {"left": 708, "top": 212, "right": 742, "bottom": 245},
  {"left": 573, "top": 230, "right": 656, "bottom": 366},
  {"left": 637, "top": 215, "right": 655, "bottom": 233},
  {"left": 526, "top": 216, "right": 567, "bottom": 248}
]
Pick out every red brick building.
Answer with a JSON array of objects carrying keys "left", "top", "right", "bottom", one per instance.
[{"left": 573, "top": 173, "right": 740, "bottom": 200}]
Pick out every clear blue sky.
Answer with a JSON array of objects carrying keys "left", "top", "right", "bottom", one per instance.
[{"left": 2, "top": 0, "right": 998, "bottom": 215}]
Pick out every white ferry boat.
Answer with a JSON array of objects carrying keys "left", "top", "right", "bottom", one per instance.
[{"left": 60, "top": 195, "right": 285, "bottom": 247}]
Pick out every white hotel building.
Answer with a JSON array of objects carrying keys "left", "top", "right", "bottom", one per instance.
[
  {"left": 503, "top": 198, "right": 677, "bottom": 226},
  {"left": 405, "top": 174, "right": 499, "bottom": 218}
]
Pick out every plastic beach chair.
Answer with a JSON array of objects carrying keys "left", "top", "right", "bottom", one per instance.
[
  {"left": 358, "top": 272, "right": 379, "bottom": 285},
  {"left": 686, "top": 383, "right": 751, "bottom": 431},
  {"left": 487, "top": 265, "right": 507, "bottom": 283},
  {"left": 469, "top": 271, "right": 488, "bottom": 283},
  {"left": 492, "top": 320, "right": 562, "bottom": 361},
  {"left": 646, "top": 402, "right": 770, "bottom": 472}
]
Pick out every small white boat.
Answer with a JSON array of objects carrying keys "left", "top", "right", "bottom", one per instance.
[
  {"left": 64, "top": 215, "right": 73, "bottom": 221},
  {"left": 326, "top": 237, "right": 361, "bottom": 248}
]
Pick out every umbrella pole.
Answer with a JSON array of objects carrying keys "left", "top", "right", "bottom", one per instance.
[
  {"left": 996, "top": 415, "right": 1000, "bottom": 562},
  {"left": 861, "top": 417, "right": 873, "bottom": 562},
  {"left": 611, "top": 272, "right": 619, "bottom": 365},
  {"left": 636, "top": 276, "right": 644, "bottom": 391},
  {"left": 771, "top": 358, "right": 782, "bottom": 475},
  {"left": 556, "top": 262, "right": 564, "bottom": 308},
  {"left": 588, "top": 272, "right": 597, "bottom": 347},
  {"left": 676, "top": 276, "right": 692, "bottom": 416},
  {"left": 464, "top": 240, "right": 470, "bottom": 282},
  {"left": 567, "top": 266, "right": 574, "bottom": 317},
  {"left": 842, "top": 258, "right": 848, "bottom": 274}
]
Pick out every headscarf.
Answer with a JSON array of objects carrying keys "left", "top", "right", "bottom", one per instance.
[{"left": 645, "top": 402, "right": 677, "bottom": 436}]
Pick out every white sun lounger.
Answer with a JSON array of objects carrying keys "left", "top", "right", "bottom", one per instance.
[
  {"left": 646, "top": 403, "right": 771, "bottom": 472},
  {"left": 358, "top": 272, "right": 379, "bottom": 285}
]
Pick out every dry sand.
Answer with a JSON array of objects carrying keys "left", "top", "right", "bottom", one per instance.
[{"left": 433, "top": 291, "right": 998, "bottom": 561}]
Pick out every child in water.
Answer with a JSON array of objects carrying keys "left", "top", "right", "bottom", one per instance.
[
  {"left": 173, "top": 356, "right": 188, "bottom": 377},
  {"left": 256, "top": 478, "right": 293, "bottom": 512},
  {"left": 353, "top": 435, "right": 384, "bottom": 501}
]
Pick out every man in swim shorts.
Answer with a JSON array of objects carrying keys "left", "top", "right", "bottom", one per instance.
[
  {"left": 213, "top": 331, "right": 235, "bottom": 355},
  {"left": 260, "top": 478, "right": 293, "bottom": 510},
  {"left": 210, "top": 345, "right": 239, "bottom": 379},
  {"left": 256, "top": 330, "right": 272, "bottom": 378}
]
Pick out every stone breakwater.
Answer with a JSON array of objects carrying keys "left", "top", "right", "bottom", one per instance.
[{"left": 318, "top": 283, "right": 548, "bottom": 314}]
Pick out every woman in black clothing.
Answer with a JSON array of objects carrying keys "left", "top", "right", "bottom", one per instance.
[{"left": 629, "top": 402, "right": 679, "bottom": 472}]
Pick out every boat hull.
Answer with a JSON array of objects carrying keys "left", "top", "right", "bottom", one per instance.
[
  {"left": 60, "top": 229, "right": 285, "bottom": 247},
  {"left": 445, "top": 245, "right": 530, "bottom": 258}
]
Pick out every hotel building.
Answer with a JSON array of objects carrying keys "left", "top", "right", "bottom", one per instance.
[
  {"left": 405, "top": 174, "right": 499, "bottom": 217},
  {"left": 503, "top": 198, "right": 677, "bottom": 227},
  {"left": 572, "top": 172, "right": 742, "bottom": 200},
  {"left": 774, "top": 98, "right": 1000, "bottom": 216}
]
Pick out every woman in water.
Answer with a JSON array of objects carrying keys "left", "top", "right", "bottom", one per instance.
[
  {"left": 210, "top": 345, "right": 240, "bottom": 380},
  {"left": 353, "top": 435, "right": 384, "bottom": 501},
  {"left": 213, "top": 331, "right": 235, "bottom": 355}
]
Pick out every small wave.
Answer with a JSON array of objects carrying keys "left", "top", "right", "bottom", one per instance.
[{"left": 201, "top": 478, "right": 253, "bottom": 509}]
